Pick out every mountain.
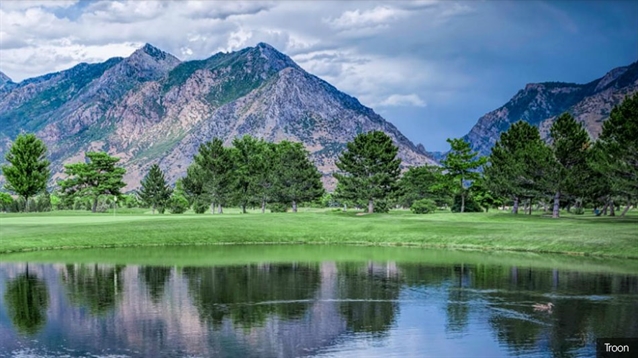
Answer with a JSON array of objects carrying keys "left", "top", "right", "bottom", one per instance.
[
  {"left": 0, "top": 71, "right": 12, "bottom": 86},
  {"left": 0, "top": 43, "right": 436, "bottom": 191},
  {"left": 463, "top": 61, "right": 638, "bottom": 157}
]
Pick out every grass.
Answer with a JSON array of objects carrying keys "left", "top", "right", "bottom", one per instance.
[{"left": 0, "top": 209, "right": 636, "bottom": 260}]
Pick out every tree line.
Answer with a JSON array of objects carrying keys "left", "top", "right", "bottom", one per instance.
[{"left": 1, "top": 94, "right": 636, "bottom": 217}]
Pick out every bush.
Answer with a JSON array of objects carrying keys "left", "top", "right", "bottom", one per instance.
[
  {"left": 573, "top": 206, "right": 585, "bottom": 215},
  {"left": 269, "top": 202, "right": 288, "bottom": 213},
  {"left": 411, "top": 199, "right": 437, "bottom": 214},
  {"left": 373, "top": 200, "right": 390, "bottom": 213},
  {"left": 95, "top": 198, "right": 111, "bottom": 213},
  {"left": 0, "top": 193, "right": 13, "bottom": 212},
  {"left": 193, "top": 198, "right": 208, "bottom": 214},
  {"left": 169, "top": 194, "right": 189, "bottom": 214},
  {"left": 35, "top": 192, "right": 52, "bottom": 212},
  {"left": 451, "top": 194, "right": 483, "bottom": 213}
]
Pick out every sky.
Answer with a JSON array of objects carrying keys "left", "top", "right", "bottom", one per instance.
[{"left": 0, "top": 0, "right": 636, "bottom": 151}]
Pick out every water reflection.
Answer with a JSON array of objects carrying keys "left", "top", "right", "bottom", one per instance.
[
  {"left": 3, "top": 265, "right": 49, "bottom": 336},
  {"left": 61, "top": 264, "right": 124, "bottom": 315},
  {"left": 0, "top": 254, "right": 636, "bottom": 357}
]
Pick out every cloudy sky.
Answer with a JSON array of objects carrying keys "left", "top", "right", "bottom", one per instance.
[{"left": 0, "top": 0, "right": 636, "bottom": 151}]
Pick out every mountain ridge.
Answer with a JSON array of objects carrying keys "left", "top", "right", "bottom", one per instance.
[
  {"left": 0, "top": 43, "right": 436, "bottom": 191},
  {"left": 462, "top": 61, "right": 638, "bottom": 157}
]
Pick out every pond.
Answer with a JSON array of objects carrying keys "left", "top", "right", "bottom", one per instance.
[{"left": 0, "top": 245, "right": 637, "bottom": 357}]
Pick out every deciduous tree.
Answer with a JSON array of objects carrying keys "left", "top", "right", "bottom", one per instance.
[{"left": 1, "top": 133, "right": 50, "bottom": 212}]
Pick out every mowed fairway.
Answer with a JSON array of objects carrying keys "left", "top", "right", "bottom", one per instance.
[{"left": 0, "top": 209, "right": 637, "bottom": 258}]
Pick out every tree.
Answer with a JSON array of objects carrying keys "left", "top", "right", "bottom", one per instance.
[
  {"left": 137, "top": 164, "right": 172, "bottom": 214},
  {"left": 334, "top": 131, "right": 401, "bottom": 214},
  {"left": 192, "top": 138, "right": 235, "bottom": 213},
  {"left": 593, "top": 93, "right": 638, "bottom": 216},
  {"left": 548, "top": 113, "right": 591, "bottom": 218},
  {"left": 1, "top": 133, "right": 50, "bottom": 212},
  {"left": 273, "top": 141, "right": 324, "bottom": 212},
  {"left": 58, "top": 152, "right": 126, "bottom": 213},
  {"left": 485, "top": 121, "right": 555, "bottom": 214},
  {"left": 396, "top": 165, "right": 450, "bottom": 208},
  {"left": 231, "top": 135, "right": 264, "bottom": 213},
  {"left": 441, "top": 138, "right": 486, "bottom": 213}
]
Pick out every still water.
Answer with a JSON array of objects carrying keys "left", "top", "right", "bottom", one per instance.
[{"left": 0, "top": 245, "right": 637, "bottom": 357}]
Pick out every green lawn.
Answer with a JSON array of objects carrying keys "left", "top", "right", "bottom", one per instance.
[{"left": 0, "top": 208, "right": 636, "bottom": 259}]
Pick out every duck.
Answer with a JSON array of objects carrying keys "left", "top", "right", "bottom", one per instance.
[{"left": 532, "top": 302, "right": 554, "bottom": 312}]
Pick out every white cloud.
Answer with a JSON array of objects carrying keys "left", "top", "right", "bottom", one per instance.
[
  {"left": 379, "top": 94, "right": 427, "bottom": 107},
  {"left": 0, "top": 0, "right": 78, "bottom": 11},
  {"left": 325, "top": 6, "right": 406, "bottom": 30}
]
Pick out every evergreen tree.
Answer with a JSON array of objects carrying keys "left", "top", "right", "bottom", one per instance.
[
  {"left": 396, "top": 165, "right": 450, "bottom": 208},
  {"left": 231, "top": 135, "right": 264, "bottom": 213},
  {"left": 58, "top": 152, "right": 126, "bottom": 213},
  {"left": 548, "top": 113, "right": 591, "bottom": 218},
  {"left": 1, "top": 133, "right": 50, "bottom": 212},
  {"left": 593, "top": 93, "right": 638, "bottom": 215},
  {"left": 485, "top": 121, "right": 555, "bottom": 214},
  {"left": 193, "top": 138, "right": 234, "bottom": 213},
  {"left": 273, "top": 141, "right": 324, "bottom": 212},
  {"left": 441, "top": 138, "right": 486, "bottom": 213},
  {"left": 334, "top": 131, "right": 401, "bottom": 213},
  {"left": 137, "top": 164, "right": 172, "bottom": 214}
]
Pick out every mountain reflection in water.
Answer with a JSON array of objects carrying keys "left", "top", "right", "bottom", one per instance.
[{"left": 0, "top": 260, "right": 636, "bottom": 357}]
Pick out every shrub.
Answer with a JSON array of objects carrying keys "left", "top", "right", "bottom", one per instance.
[
  {"left": 573, "top": 206, "right": 585, "bottom": 215},
  {"left": 0, "top": 193, "right": 13, "bottom": 212},
  {"left": 373, "top": 200, "right": 390, "bottom": 213},
  {"left": 35, "top": 192, "right": 52, "bottom": 212},
  {"left": 193, "top": 197, "right": 208, "bottom": 214},
  {"left": 269, "top": 202, "right": 288, "bottom": 213},
  {"left": 169, "top": 194, "right": 189, "bottom": 214},
  {"left": 411, "top": 199, "right": 437, "bottom": 214}
]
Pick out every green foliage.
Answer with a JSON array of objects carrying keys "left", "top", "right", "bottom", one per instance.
[
  {"left": 231, "top": 135, "right": 266, "bottom": 213},
  {"left": 58, "top": 152, "right": 126, "bottom": 213},
  {"left": 441, "top": 138, "right": 486, "bottom": 213},
  {"left": 397, "top": 165, "right": 450, "bottom": 208},
  {"left": 593, "top": 93, "right": 638, "bottom": 202},
  {"left": 34, "top": 191, "right": 52, "bottom": 212},
  {"left": 0, "top": 192, "right": 13, "bottom": 212},
  {"left": 334, "top": 131, "right": 401, "bottom": 214},
  {"left": 485, "top": 121, "right": 555, "bottom": 213},
  {"left": 411, "top": 199, "right": 437, "bottom": 214},
  {"left": 548, "top": 113, "right": 592, "bottom": 217},
  {"left": 272, "top": 141, "right": 324, "bottom": 212},
  {"left": 169, "top": 193, "right": 189, "bottom": 214},
  {"left": 193, "top": 197, "right": 209, "bottom": 214},
  {"left": 451, "top": 194, "right": 483, "bottom": 213},
  {"left": 138, "top": 164, "right": 173, "bottom": 214},
  {"left": 269, "top": 202, "right": 288, "bottom": 213},
  {"left": 1, "top": 133, "right": 50, "bottom": 211},
  {"left": 193, "top": 138, "right": 236, "bottom": 212}
]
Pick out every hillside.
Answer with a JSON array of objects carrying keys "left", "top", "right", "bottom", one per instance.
[
  {"left": 0, "top": 43, "right": 436, "bottom": 191},
  {"left": 463, "top": 61, "right": 638, "bottom": 157}
]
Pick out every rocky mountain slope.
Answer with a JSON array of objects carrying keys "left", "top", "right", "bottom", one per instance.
[
  {"left": 463, "top": 61, "right": 638, "bottom": 157},
  {"left": 0, "top": 43, "right": 436, "bottom": 191}
]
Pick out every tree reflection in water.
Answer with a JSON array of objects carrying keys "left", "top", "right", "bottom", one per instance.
[
  {"left": 4, "top": 264, "right": 49, "bottom": 336},
  {"left": 61, "top": 264, "right": 124, "bottom": 315},
  {"left": 336, "top": 262, "right": 401, "bottom": 336},
  {"left": 139, "top": 266, "right": 172, "bottom": 304},
  {"left": 183, "top": 263, "right": 321, "bottom": 329}
]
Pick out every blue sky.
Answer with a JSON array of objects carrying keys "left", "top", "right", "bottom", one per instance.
[{"left": 0, "top": 0, "right": 636, "bottom": 151}]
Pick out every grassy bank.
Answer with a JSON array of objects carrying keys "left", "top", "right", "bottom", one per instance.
[{"left": 1, "top": 209, "right": 636, "bottom": 259}]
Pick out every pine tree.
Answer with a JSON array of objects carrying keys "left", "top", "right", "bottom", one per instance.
[
  {"left": 138, "top": 164, "right": 173, "bottom": 214},
  {"left": 58, "top": 152, "right": 126, "bottom": 213},
  {"left": 396, "top": 165, "right": 449, "bottom": 208},
  {"left": 273, "top": 141, "right": 324, "bottom": 212},
  {"left": 485, "top": 121, "right": 555, "bottom": 214},
  {"left": 192, "top": 138, "right": 234, "bottom": 214},
  {"left": 441, "top": 138, "right": 486, "bottom": 213},
  {"left": 1, "top": 133, "right": 50, "bottom": 212},
  {"left": 231, "top": 135, "right": 264, "bottom": 213},
  {"left": 334, "top": 131, "right": 401, "bottom": 214},
  {"left": 548, "top": 113, "right": 591, "bottom": 218},
  {"left": 593, "top": 93, "right": 638, "bottom": 215}
]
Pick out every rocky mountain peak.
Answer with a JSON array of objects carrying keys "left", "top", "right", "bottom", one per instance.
[
  {"left": 250, "top": 42, "right": 301, "bottom": 73},
  {"left": 0, "top": 71, "right": 12, "bottom": 86},
  {"left": 594, "top": 64, "right": 631, "bottom": 92}
]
